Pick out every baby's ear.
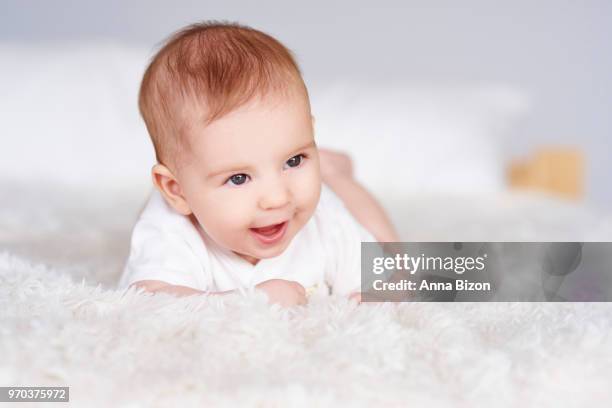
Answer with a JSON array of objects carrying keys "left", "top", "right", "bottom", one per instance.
[{"left": 151, "top": 164, "right": 192, "bottom": 215}]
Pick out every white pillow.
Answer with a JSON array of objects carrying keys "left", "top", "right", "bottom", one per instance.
[
  {"left": 0, "top": 43, "right": 154, "bottom": 194},
  {"left": 0, "top": 43, "right": 529, "bottom": 200},
  {"left": 309, "top": 80, "right": 529, "bottom": 198}
]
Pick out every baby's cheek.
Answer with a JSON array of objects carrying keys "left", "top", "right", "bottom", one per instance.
[
  {"left": 295, "top": 169, "right": 321, "bottom": 207},
  {"left": 195, "top": 196, "right": 251, "bottom": 233},
  {"left": 216, "top": 199, "right": 253, "bottom": 227}
]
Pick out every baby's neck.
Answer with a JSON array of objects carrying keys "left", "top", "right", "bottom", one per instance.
[{"left": 234, "top": 251, "right": 260, "bottom": 265}]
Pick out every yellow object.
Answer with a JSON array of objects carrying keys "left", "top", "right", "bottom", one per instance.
[
  {"left": 306, "top": 284, "right": 319, "bottom": 297},
  {"left": 507, "top": 147, "right": 584, "bottom": 200}
]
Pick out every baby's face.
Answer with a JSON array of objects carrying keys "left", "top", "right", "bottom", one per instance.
[{"left": 175, "top": 90, "right": 321, "bottom": 264}]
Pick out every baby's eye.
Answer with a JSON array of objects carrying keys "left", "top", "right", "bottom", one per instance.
[
  {"left": 284, "top": 154, "right": 305, "bottom": 169},
  {"left": 225, "top": 173, "right": 249, "bottom": 186}
]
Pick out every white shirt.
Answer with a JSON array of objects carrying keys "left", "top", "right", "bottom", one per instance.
[{"left": 118, "top": 183, "right": 376, "bottom": 296}]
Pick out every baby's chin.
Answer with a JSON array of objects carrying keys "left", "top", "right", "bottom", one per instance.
[
  {"left": 249, "top": 236, "right": 293, "bottom": 259},
  {"left": 231, "top": 244, "right": 287, "bottom": 265}
]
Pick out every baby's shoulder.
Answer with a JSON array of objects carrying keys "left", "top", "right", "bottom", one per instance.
[
  {"left": 316, "top": 183, "right": 349, "bottom": 215},
  {"left": 138, "top": 189, "right": 193, "bottom": 229},
  {"left": 131, "top": 189, "right": 205, "bottom": 249},
  {"left": 311, "top": 183, "right": 376, "bottom": 244},
  {"left": 311, "top": 184, "right": 354, "bottom": 233}
]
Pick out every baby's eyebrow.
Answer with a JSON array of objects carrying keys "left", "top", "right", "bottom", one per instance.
[
  {"left": 205, "top": 140, "right": 317, "bottom": 179},
  {"left": 206, "top": 165, "right": 254, "bottom": 180}
]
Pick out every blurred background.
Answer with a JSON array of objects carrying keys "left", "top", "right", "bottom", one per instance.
[
  {"left": 1, "top": 0, "right": 611, "bottom": 287},
  {"left": 2, "top": 0, "right": 610, "bottom": 205}
]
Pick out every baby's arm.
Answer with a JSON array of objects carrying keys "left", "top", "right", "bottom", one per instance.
[
  {"left": 130, "top": 280, "right": 232, "bottom": 297},
  {"left": 319, "top": 149, "right": 399, "bottom": 242},
  {"left": 130, "top": 279, "right": 308, "bottom": 307}
]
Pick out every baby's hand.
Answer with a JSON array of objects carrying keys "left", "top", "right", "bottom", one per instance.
[
  {"left": 255, "top": 279, "right": 307, "bottom": 307},
  {"left": 348, "top": 292, "right": 362, "bottom": 303}
]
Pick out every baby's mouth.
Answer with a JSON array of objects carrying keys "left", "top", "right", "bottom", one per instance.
[
  {"left": 250, "top": 222, "right": 285, "bottom": 236},
  {"left": 249, "top": 221, "right": 288, "bottom": 244}
]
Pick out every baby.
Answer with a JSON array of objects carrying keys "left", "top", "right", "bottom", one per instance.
[{"left": 118, "top": 21, "right": 398, "bottom": 307}]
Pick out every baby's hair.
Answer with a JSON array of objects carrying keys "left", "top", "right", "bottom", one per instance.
[{"left": 138, "top": 20, "right": 307, "bottom": 170}]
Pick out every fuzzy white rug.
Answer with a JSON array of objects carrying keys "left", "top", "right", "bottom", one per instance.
[
  {"left": 2, "top": 185, "right": 612, "bottom": 407},
  {"left": 3, "top": 252, "right": 612, "bottom": 407}
]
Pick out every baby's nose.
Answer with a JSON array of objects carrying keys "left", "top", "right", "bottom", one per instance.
[{"left": 259, "top": 181, "right": 290, "bottom": 210}]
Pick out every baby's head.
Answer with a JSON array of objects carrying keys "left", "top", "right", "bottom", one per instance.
[{"left": 138, "top": 21, "right": 321, "bottom": 265}]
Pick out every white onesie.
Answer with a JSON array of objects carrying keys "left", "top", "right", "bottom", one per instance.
[{"left": 118, "top": 183, "right": 376, "bottom": 296}]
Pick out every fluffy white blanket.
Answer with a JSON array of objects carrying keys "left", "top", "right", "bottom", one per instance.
[
  {"left": 1, "top": 185, "right": 612, "bottom": 406},
  {"left": 3, "top": 252, "right": 612, "bottom": 407}
]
